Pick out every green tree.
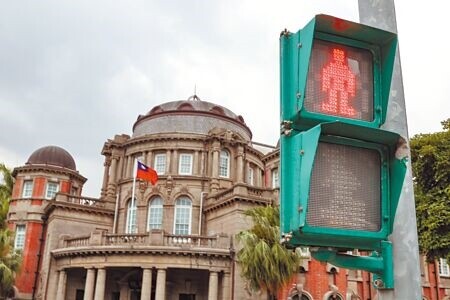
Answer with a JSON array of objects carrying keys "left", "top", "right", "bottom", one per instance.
[
  {"left": 0, "top": 163, "right": 21, "bottom": 297},
  {"left": 410, "top": 119, "right": 450, "bottom": 261},
  {"left": 236, "top": 205, "right": 300, "bottom": 299},
  {"left": 0, "top": 164, "right": 14, "bottom": 228}
]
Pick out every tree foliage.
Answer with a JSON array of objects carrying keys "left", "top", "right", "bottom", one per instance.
[
  {"left": 0, "top": 163, "right": 21, "bottom": 296},
  {"left": 410, "top": 119, "right": 450, "bottom": 261},
  {"left": 236, "top": 205, "right": 300, "bottom": 297}
]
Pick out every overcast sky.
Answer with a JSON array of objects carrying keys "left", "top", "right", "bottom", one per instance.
[{"left": 1, "top": 1, "right": 448, "bottom": 197}]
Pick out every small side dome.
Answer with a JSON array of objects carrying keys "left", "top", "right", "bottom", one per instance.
[{"left": 26, "top": 146, "right": 76, "bottom": 171}]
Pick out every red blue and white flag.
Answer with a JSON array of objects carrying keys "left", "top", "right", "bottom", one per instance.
[{"left": 136, "top": 161, "right": 158, "bottom": 185}]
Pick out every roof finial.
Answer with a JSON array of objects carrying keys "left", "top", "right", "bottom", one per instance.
[{"left": 187, "top": 85, "right": 201, "bottom": 101}]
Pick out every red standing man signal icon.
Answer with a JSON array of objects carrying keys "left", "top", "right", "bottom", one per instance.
[{"left": 321, "top": 48, "right": 357, "bottom": 117}]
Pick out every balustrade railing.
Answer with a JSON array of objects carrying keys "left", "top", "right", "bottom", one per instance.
[
  {"left": 60, "top": 231, "right": 230, "bottom": 250},
  {"left": 54, "top": 193, "right": 115, "bottom": 209}
]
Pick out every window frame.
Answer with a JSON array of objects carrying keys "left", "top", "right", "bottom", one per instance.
[
  {"left": 45, "top": 181, "right": 59, "bottom": 199},
  {"left": 14, "top": 224, "right": 26, "bottom": 250},
  {"left": 173, "top": 197, "right": 192, "bottom": 235},
  {"left": 439, "top": 258, "right": 450, "bottom": 277},
  {"left": 126, "top": 198, "right": 137, "bottom": 234},
  {"left": 272, "top": 168, "right": 279, "bottom": 188},
  {"left": 154, "top": 153, "right": 166, "bottom": 175},
  {"left": 178, "top": 153, "right": 193, "bottom": 175},
  {"left": 219, "top": 149, "right": 230, "bottom": 178},
  {"left": 247, "top": 166, "right": 254, "bottom": 186},
  {"left": 147, "top": 197, "right": 163, "bottom": 231},
  {"left": 22, "top": 180, "right": 33, "bottom": 198}
]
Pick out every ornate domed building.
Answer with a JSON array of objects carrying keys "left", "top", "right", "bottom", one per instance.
[
  {"left": 8, "top": 97, "right": 282, "bottom": 300},
  {"left": 10, "top": 97, "right": 443, "bottom": 300}
]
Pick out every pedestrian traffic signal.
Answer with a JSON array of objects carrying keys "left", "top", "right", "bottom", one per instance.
[
  {"left": 279, "top": 15, "right": 406, "bottom": 289},
  {"left": 280, "top": 122, "right": 406, "bottom": 251},
  {"left": 280, "top": 14, "right": 397, "bottom": 129}
]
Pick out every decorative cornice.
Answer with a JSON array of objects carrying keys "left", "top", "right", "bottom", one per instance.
[
  {"left": 52, "top": 245, "right": 232, "bottom": 259},
  {"left": 13, "top": 165, "right": 87, "bottom": 183}
]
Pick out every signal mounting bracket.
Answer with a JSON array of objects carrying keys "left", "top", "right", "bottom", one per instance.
[{"left": 310, "top": 240, "right": 394, "bottom": 289}]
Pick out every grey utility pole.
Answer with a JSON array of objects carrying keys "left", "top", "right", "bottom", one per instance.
[{"left": 358, "top": 1, "right": 422, "bottom": 299}]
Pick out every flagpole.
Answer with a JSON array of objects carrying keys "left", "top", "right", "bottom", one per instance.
[{"left": 130, "top": 158, "right": 137, "bottom": 233}]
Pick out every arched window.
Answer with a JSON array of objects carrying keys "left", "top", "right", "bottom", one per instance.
[
  {"left": 174, "top": 197, "right": 192, "bottom": 235},
  {"left": 147, "top": 197, "right": 163, "bottom": 230},
  {"left": 288, "top": 290, "right": 313, "bottom": 300},
  {"left": 126, "top": 198, "right": 137, "bottom": 233},
  {"left": 219, "top": 150, "right": 230, "bottom": 178}
]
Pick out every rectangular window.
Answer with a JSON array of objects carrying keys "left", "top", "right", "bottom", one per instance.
[
  {"left": 219, "top": 150, "right": 230, "bottom": 178},
  {"left": 439, "top": 258, "right": 450, "bottom": 277},
  {"left": 154, "top": 154, "right": 166, "bottom": 175},
  {"left": 45, "top": 182, "right": 59, "bottom": 199},
  {"left": 22, "top": 180, "right": 33, "bottom": 198},
  {"left": 272, "top": 168, "right": 279, "bottom": 188},
  {"left": 14, "top": 225, "right": 26, "bottom": 250},
  {"left": 247, "top": 167, "right": 254, "bottom": 186},
  {"left": 178, "top": 153, "right": 193, "bottom": 175}
]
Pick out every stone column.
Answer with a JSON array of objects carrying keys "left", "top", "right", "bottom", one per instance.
[
  {"left": 200, "top": 151, "right": 206, "bottom": 176},
  {"left": 155, "top": 269, "right": 166, "bottom": 300},
  {"left": 165, "top": 150, "right": 171, "bottom": 174},
  {"left": 211, "top": 142, "right": 220, "bottom": 178},
  {"left": 256, "top": 167, "right": 261, "bottom": 187},
  {"left": 222, "top": 272, "right": 231, "bottom": 300},
  {"left": 172, "top": 149, "right": 178, "bottom": 173},
  {"left": 107, "top": 157, "right": 118, "bottom": 197},
  {"left": 83, "top": 268, "right": 96, "bottom": 300},
  {"left": 94, "top": 268, "right": 106, "bottom": 300},
  {"left": 101, "top": 157, "right": 111, "bottom": 197},
  {"left": 55, "top": 269, "right": 67, "bottom": 300},
  {"left": 208, "top": 271, "right": 219, "bottom": 300},
  {"left": 117, "top": 157, "right": 124, "bottom": 181},
  {"left": 119, "top": 283, "right": 128, "bottom": 300},
  {"left": 245, "top": 161, "right": 251, "bottom": 184},
  {"left": 140, "top": 268, "right": 152, "bottom": 300},
  {"left": 211, "top": 141, "right": 220, "bottom": 192},
  {"left": 193, "top": 151, "right": 199, "bottom": 175},
  {"left": 146, "top": 150, "right": 152, "bottom": 167},
  {"left": 126, "top": 155, "right": 133, "bottom": 178},
  {"left": 236, "top": 146, "right": 244, "bottom": 183}
]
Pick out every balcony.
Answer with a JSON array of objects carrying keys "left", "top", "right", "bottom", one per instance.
[
  {"left": 54, "top": 193, "right": 115, "bottom": 209},
  {"left": 52, "top": 230, "right": 233, "bottom": 259},
  {"left": 204, "top": 183, "right": 275, "bottom": 212}
]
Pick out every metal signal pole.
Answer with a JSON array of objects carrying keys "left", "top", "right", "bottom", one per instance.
[{"left": 358, "top": 1, "right": 422, "bottom": 299}]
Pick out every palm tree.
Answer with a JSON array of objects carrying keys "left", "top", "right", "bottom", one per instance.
[
  {"left": 0, "top": 163, "right": 21, "bottom": 298},
  {"left": 236, "top": 205, "right": 300, "bottom": 299},
  {"left": 0, "top": 164, "right": 13, "bottom": 229}
]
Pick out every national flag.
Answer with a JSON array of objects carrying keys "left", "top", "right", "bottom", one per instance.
[{"left": 136, "top": 161, "right": 158, "bottom": 185}]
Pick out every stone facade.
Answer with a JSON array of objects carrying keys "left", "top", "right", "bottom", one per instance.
[{"left": 7, "top": 98, "right": 450, "bottom": 300}]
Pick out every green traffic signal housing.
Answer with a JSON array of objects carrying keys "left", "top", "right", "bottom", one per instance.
[
  {"left": 280, "top": 122, "right": 407, "bottom": 289},
  {"left": 280, "top": 122, "right": 407, "bottom": 250},
  {"left": 280, "top": 14, "right": 397, "bottom": 130},
  {"left": 279, "top": 15, "right": 406, "bottom": 289}
]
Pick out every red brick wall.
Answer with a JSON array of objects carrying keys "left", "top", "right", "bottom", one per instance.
[
  {"left": 33, "top": 177, "right": 45, "bottom": 198},
  {"left": 12, "top": 177, "right": 22, "bottom": 199},
  {"left": 60, "top": 180, "right": 71, "bottom": 193},
  {"left": 15, "top": 222, "right": 43, "bottom": 294}
]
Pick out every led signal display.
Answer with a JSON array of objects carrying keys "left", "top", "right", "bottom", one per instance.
[{"left": 304, "top": 39, "right": 374, "bottom": 122}]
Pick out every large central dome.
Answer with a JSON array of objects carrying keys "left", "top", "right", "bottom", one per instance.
[{"left": 132, "top": 97, "right": 252, "bottom": 140}]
